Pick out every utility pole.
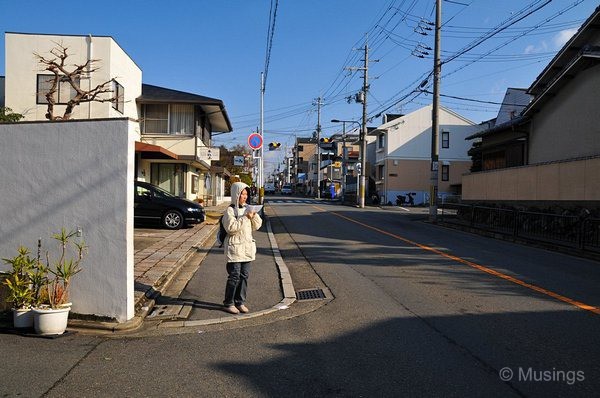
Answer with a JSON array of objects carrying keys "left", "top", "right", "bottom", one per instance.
[
  {"left": 314, "top": 96, "right": 323, "bottom": 199},
  {"left": 346, "top": 37, "right": 372, "bottom": 208},
  {"left": 359, "top": 41, "right": 369, "bottom": 209},
  {"left": 259, "top": 72, "right": 265, "bottom": 198},
  {"left": 342, "top": 122, "right": 347, "bottom": 203},
  {"left": 429, "top": 0, "right": 441, "bottom": 222}
]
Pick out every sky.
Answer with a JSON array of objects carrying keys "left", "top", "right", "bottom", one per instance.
[{"left": 1, "top": 0, "right": 598, "bottom": 176}]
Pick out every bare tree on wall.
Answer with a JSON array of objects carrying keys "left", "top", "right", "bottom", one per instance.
[{"left": 34, "top": 43, "right": 117, "bottom": 120}]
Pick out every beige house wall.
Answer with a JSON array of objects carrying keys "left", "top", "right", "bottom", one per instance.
[
  {"left": 142, "top": 136, "right": 196, "bottom": 156},
  {"left": 463, "top": 157, "right": 600, "bottom": 201},
  {"left": 385, "top": 159, "right": 470, "bottom": 191},
  {"left": 529, "top": 65, "right": 600, "bottom": 164}
]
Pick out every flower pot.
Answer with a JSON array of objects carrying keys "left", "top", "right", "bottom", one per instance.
[
  {"left": 13, "top": 308, "right": 34, "bottom": 329},
  {"left": 33, "top": 307, "right": 71, "bottom": 335}
]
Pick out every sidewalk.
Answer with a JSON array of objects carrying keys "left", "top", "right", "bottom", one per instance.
[{"left": 69, "top": 202, "right": 295, "bottom": 332}]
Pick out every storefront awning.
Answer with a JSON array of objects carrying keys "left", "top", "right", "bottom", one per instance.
[{"left": 135, "top": 142, "right": 179, "bottom": 160}]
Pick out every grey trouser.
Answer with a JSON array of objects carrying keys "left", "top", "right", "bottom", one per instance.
[{"left": 224, "top": 261, "right": 251, "bottom": 306}]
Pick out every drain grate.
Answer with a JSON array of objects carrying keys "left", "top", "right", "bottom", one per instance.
[{"left": 296, "top": 288, "right": 326, "bottom": 301}]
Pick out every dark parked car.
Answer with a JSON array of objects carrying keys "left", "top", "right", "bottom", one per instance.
[{"left": 134, "top": 181, "right": 205, "bottom": 229}]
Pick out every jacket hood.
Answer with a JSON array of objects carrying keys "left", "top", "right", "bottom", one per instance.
[{"left": 230, "top": 182, "right": 249, "bottom": 207}]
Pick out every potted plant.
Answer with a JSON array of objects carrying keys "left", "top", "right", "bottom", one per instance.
[
  {"left": 2, "top": 246, "right": 36, "bottom": 329},
  {"left": 33, "top": 228, "right": 87, "bottom": 335}
]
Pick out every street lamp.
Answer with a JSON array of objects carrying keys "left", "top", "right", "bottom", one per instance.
[{"left": 331, "top": 119, "right": 361, "bottom": 205}]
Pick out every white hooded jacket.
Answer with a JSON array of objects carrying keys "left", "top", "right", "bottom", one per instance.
[{"left": 223, "top": 182, "right": 263, "bottom": 262}]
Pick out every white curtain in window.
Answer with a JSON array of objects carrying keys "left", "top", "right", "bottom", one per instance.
[{"left": 170, "top": 104, "right": 194, "bottom": 135}]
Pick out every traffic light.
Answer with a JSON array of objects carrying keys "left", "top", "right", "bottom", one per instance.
[{"left": 268, "top": 142, "right": 281, "bottom": 150}]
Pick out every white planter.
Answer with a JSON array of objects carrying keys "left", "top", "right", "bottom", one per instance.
[
  {"left": 33, "top": 307, "right": 71, "bottom": 335},
  {"left": 13, "top": 308, "right": 34, "bottom": 329}
]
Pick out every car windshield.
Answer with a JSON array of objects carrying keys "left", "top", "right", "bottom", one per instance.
[
  {"left": 153, "top": 185, "right": 177, "bottom": 198},
  {"left": 137, "top": 184, "right": 177, "bottom": 199}
]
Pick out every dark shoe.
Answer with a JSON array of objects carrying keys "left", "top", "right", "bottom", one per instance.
[
  {"left": 236, "top": 304, "right": 249, "bottom": 313},
  {"left": 224, "top": 305, "right": 239, "bottom": 314}
]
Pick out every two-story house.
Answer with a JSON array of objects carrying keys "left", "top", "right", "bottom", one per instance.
[
  {"left": 369, "top": 106, "right": 481, "bottom": 205},
  {"left": 3, "top": 32, "right": 232, "bottom": 203}
]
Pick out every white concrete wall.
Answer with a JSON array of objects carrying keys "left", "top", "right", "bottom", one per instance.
[
  {"left": 0, "top": 118, "right": 136, "bottom": 322},
  {"left": 108, "top": 39, "right": 142, "bottom": 119},
  {"left": 5, "top": 33, "right": 141, "bottom": 122}
]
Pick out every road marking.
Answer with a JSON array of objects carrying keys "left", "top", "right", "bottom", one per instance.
[{"left": 313, "top": 205, "right": 600, "bottom": 316}]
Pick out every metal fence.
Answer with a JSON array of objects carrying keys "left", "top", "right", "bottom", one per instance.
[{"left": 440, "top": 203, "right": 600, "bottom": 254}]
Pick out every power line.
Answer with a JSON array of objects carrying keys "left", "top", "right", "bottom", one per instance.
[{"left": 263, "top": 0, "right": 279, "bottom": 90}]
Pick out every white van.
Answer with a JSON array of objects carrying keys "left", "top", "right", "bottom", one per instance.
[{"left": 264, "top": 183, "right": 276, "bottom": 194}]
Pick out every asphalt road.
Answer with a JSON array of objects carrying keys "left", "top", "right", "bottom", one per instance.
[{"left": 2, "top": 197, "right": 599, "bottom": 397}]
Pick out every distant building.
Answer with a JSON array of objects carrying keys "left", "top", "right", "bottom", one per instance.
[{"left": 369, "top": 104, "right": 482, "bottom": 205}]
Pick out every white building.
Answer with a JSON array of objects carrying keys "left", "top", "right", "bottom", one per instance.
[
  {"left": 369, "top": 105, "right": 482, "bottom": 205},
  {"left": 3, "top": 32, "right": 232, "bottom": 204}
]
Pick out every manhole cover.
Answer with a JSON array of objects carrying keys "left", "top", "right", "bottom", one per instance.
[{"left": 296, "top": 288, "right": 326, "bottom": 301}]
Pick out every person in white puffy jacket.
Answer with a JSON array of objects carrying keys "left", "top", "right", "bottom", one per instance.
[{"left": 222, "top": 182, "right": 262, "bottom": 314}]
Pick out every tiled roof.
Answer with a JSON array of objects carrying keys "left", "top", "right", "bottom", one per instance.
[{"left": 138, "top": 84, "right": 224, "bottom": 104}]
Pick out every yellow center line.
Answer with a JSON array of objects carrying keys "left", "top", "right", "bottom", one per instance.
[{"left": 312, "top": 205, "right": 600, "bottom": 316}]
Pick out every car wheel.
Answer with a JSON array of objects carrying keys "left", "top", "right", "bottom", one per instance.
[{"left": 163, "top": 210, "right": 183, "bottom": 229}]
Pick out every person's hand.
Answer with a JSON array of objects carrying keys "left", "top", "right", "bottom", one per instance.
[{"left": 246, "top": 211, "right": 255, "bottom": 219}]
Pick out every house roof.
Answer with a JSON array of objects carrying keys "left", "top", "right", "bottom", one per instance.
[
  {"left": 465, "top": 115, "right": 530, "bottom": 140},
  {"left": 135, "top": 141, "right": 179, "bottom": 160},
  {"left": 138, "top": 84, "right": 233, "bottom": 132},
  {"left": 522, "top": 7, "right": 600, "bottom": 116},
  {"left": 523, "top": 46, "right": 600, "bottom": 116},
  {"left": 297, "top": 137, "right": 317, "bottom": 144},
  {"left": 494, "top": 88, "right": 532, "bottom": 125},
  {"left": 527, "top": 6, "right": 600, "bottom": 96},
  {"left": 368, "top": 104, "right": 474, "bottom": 136}
]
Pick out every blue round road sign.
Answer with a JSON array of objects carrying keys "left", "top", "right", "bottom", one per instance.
[{"left": 248, "top": 133, "right": 263, "bottom": 150}]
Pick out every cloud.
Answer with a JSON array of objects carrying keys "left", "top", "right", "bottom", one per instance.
[
  {"left": 523, "top": 40, "right": 548, "bottom": 54},
  {"left": 553, "top": 28, "right": 578, "bottom": 48},
  {"left": 522, "top": 28, "right": 578, "bottom": 55}
]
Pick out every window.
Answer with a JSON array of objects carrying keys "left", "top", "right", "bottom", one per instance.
[
  {"left": 112, "top": 80, "right": 124, "bottom": 113},
  {"left": 141, "top": 104, "right": 194, "bottom": 135},
  {"left": 36, "top": 74, "right": 79, "bottom": 104},
  {"left": 191, "top": 175, "right": 199, "bottom": 194},
  {"left": 142, "top": 104, "right": 169, "bottom": 134},
  {"left": 377, "top": 165, "right": 384, "bottom": 180},
  {"left": 378, "top": 133, "right": 385, "bottom": 149},
  {"left": 151, "top": 163, "right": 186, "bottom": 196},
  {"left": 442, "top": 131, "right": 450, "bottom": 148},
  {"left": 170, "top": 104, "right": 194, "bottom": 134},
  {"left": 297, "top": 145, "right": 304, "bottom": 151},
  {"left": 441, "top": 164, "right": 449, "bottom": 181}
]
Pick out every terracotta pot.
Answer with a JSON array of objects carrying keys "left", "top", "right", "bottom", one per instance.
[{"left": 33, "top": 307, "right": 71, "bottom": 335}]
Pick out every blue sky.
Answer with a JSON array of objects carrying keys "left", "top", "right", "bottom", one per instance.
[{"left": 1, "top": 0, "right": 598, "bottom": 175}]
